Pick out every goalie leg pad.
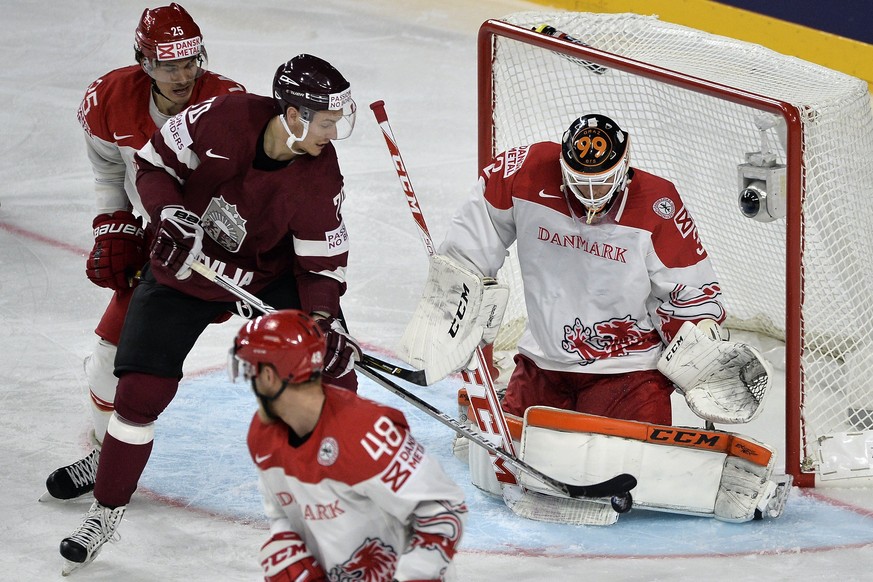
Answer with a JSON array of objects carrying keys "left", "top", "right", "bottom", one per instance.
[
  {"left": 714, "top": 454, "right": 778, "bottom": 522},
  {"left": 399, "top": 255, "right": 507, "bottom": 384},
  {"left": 517, "top": 407, "right": 784, "bottom": 521}
]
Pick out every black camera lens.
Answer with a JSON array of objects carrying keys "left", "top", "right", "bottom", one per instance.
[{"left": 738, "top": 187, "right": 762, "bottom": 218}]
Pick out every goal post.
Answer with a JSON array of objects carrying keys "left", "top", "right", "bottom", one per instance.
[{"left": 478, "top": 12, "right": 873, "bottom": 488}]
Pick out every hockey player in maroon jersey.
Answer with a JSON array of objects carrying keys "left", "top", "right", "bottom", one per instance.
[
  {"left": 45, "top": 3, "right": 245, "bottom": 503},
  {"left": 58, "top": 54, "right": 363, "bottom": 574},
  {"left": 400, "top": 114, "right": 773, "bottom": 496},
  {"left": 234, "top": 310, "right": 466, "bottom": 582}
]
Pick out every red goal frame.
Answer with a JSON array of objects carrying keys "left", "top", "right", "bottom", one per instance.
[{"left": 477, "top": 19, "right": 810, "bottom": 487}]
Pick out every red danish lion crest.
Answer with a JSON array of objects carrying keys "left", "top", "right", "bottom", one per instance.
[
  {"left": 332, "top": 538, "right": 397, "bottom": 582},
  {"left": 562, "top": 315, "right": 661, "bottom": 364},
  {"left": 408, "top": 507, "right": 464, "bottom": 561}
]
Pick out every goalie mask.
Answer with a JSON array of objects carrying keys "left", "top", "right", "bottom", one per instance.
[
  {"left": 273, "top": 54, "right": 357, "bottom": 150},
  {"left": 134, "top": 3, "right": 208, "bottom": 83},
  {"left": 560, "top": 114, "right": 631, "bottom": 223}
]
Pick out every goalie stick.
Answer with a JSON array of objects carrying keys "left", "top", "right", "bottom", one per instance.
[
  {"left": 532, "top": 24, "right": 609, "bottom": 75},
  {"left": 370, "top": 99, "right": 521, "bottom": 488},
  {"left": 357, "top": 361, "right": 635, "bottom": 508},
  {"left": 189, "top": 259, "right": 635, "bottom": 509}
]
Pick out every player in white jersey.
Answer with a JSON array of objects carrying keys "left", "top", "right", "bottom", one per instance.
[
  {"left": 439, "top": 114, "right": 727, "bottom": 424},
  {"left": 45, "top": 3, "right": 244, "bottom": 502},
  {"left": 401, "top": 114, "right": 782, "bottom": 520},
  {"left": 234, "top": 310, "right": 467, "bottom": 581}
]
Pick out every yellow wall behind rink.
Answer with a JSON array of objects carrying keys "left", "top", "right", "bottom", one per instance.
[{"left": 523, "top": 0, "right": 873, "bottom": 93}]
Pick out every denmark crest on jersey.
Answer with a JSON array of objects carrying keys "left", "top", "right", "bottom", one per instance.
[
  {"left": 201, "top": 196, "right": 247, "bottom": 252},
  {"left": 318, "top": 437, "right": 339, "bottom": 466}
]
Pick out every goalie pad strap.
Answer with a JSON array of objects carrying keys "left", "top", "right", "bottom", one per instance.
[
  {"left": 399, "top": 255, "right": 507, "bottom": 384},
  {"left": 524, "top": 407, "right": 773, "bottom": 466}
]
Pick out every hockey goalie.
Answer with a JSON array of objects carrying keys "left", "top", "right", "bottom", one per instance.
[{"left": 398, "top": 113, "right": 790, "bottom": 523}]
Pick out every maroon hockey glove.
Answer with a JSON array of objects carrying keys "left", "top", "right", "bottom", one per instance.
[
  {"left": 259, "top": 531, "right": 327, "bottom": 582},
  {"left": 149, "top": 206, "right": 203, "bottom": 280},
  {"left": 85, "top": 211, "right": 146, "bottom": 290},
  {"left": 316, "top": 316, "right": 362, "bottom": 378}
]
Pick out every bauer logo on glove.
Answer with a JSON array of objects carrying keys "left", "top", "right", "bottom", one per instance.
[{"left": 86, "top": 211, "right": 147, "bottom": 290}]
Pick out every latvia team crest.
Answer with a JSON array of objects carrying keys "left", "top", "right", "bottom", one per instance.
[{"left": 201, "top": 196, "right": 247, "bottom": 252}]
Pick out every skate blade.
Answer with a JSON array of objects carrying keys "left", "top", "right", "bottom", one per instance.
[
  {"left": 62, "top": 558, "right": 90, "bottom": 576},
  {"left": 38, "top": 490, "right": 95, "bottom": 503},
  {"left": 765, "top": 474, "right": 793, "bottom": 518}
]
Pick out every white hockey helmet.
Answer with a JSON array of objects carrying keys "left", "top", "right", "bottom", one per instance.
[{"left": 560, "top": 114, "right": 631, "bottom": 223}]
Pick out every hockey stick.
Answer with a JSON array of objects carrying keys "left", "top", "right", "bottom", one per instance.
[
  {"left": 190, "top": 260, "right": 428, "bottom": 384},
  {"left": 532, "top": 24, "right": 609, "bottom": 75},
  {"left": 190, "top": 260, "right": 634, "bottom": 508},
  {"left": 370, "top": 99, "right": 521, "bottom": 487},
  {"left": 357, "top": 360, "right": 635, "bottom": 508},
  {"left": 190, "top": 261, "right": 636, "bottom": 512}
]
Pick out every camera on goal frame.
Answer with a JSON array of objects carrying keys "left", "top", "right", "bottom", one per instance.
[{"left": 737, "top": 152, "right": 787, "bottom": 222}]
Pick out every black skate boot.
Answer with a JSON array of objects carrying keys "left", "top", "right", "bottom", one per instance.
[
  {"left": 60, "top": 500, "right": 125, "bottom": 575},
  {"left": 45, "top": 448, "right": 100, "bottom": 500}
]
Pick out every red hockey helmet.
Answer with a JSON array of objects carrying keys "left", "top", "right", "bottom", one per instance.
[
  {"left": 273, "top": 54, "right": 356, "bottom": 140},
  {"left": 135, "top": 4, "right": 207, "bottom": 80},
  {"left": 231, "top": 310, "right": 326, "bottom": 384}
]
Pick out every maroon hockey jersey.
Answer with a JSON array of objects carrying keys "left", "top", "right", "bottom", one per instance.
[{"left": 135, "top": 93, "right": 349, "bottom": 315}]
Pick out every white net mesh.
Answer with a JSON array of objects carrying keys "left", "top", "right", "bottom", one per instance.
[{"left": 484, "top": 12, "right": 873, "bottom": 478}]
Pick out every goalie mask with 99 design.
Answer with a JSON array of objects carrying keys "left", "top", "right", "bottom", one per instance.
[{"left": 560, "top": 114, "right": 631, "bottom": 223}]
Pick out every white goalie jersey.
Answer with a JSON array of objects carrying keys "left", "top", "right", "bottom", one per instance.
[{"left": 439, "top": 142, "right": 726, "bottom": 374}]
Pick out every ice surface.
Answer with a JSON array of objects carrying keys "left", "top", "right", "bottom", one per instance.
[{"left": 2, "top": 0, "right": 873, "bottom": 580}]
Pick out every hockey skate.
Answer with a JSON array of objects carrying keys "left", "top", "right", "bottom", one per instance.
[
  {"left": 43, "top": 448, "right": 100, "bottom": 501},
  {"left": 60, "top": 500, "right": 125, "bottom": 575},
  {"left": 755, "top": 473, "right": 793, "bottom": 520}
]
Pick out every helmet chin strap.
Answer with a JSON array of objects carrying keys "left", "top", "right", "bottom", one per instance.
[
  {"left": 150, "top": 78, "right": 175, "bottom": 105},
  {"left": 584, "top": 193, "right": 612, "bottom": 224},
  {"left": 279, "top": 113, "right": 309, "bottom": 155}
]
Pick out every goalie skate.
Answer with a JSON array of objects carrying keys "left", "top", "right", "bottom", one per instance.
[
  {"left": 755, "top": 474, "right": 793, "bottom": 520},
  {"left": 43, "top": 448, "right": 100, "bottom": 501},
  {"left": 60, "top": 500, "right": 125, "bottom": 575}
]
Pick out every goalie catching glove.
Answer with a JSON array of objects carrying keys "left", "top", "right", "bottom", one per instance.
[
  {"left": 658, "top": 320, "right": 772, "bottom": 424},
  {"left": 399, "top": 254, "right": 509, "bottom": 384},
  {"left": 259, "top": 531, "right": 326, "bottom": 582},
  {"left": 86, "top": 211, "right": 146, "bottom": 290}
]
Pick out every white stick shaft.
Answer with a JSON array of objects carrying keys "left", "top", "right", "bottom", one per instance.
[
  {"left": 190, "top": 261, "right": 275, "bottom": 314},
  {"left": 369, "top": 100, "right": 520, "bottom": 484}
]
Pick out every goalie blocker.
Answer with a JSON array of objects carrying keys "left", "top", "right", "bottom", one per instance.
[
  {"left": 469, "top": 405, "right": 790, "bottom": 523},
  {"left": 399, "top": 254, "right": 509, "bottom": 384}
]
